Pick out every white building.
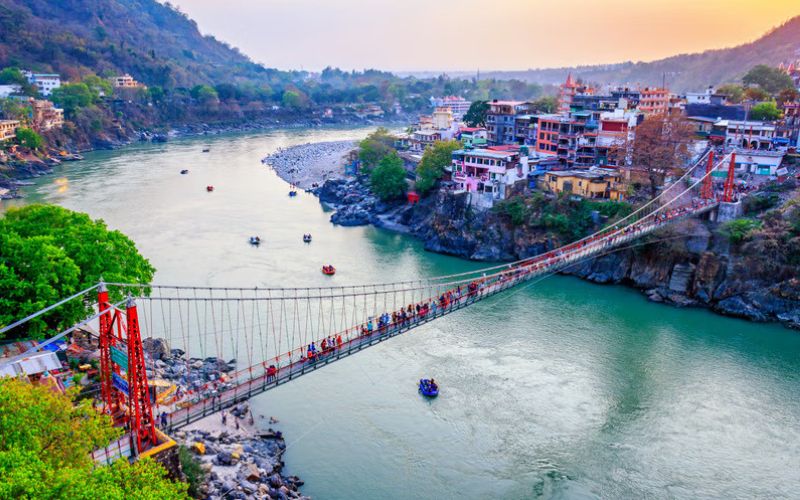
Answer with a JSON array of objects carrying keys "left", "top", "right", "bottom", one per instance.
[
  {"left": 430, "top": 96, "right": 471, "bottom": 119},
  {"left": 730, "top": 149, "right": 785, "bottom": 176},
  {"left": 22, "top": 71, "right": 61, "bottom": 96},
  {"left": 715, "top": 120, "right": 776, "bottom": 150},
  {"left": 0, "top": 84, "right": 21, "bottom": 98},
  {"left": 449, "top": 147, "right": 532, "bottom": 209}
]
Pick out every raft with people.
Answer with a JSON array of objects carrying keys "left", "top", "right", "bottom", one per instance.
[
  {"left": 206, "top": 185, "right": 214, "bottom": 192},
  {"left": 303, "top": 234, "right": 312, "bottom": 243},
  {"left": 322, "top": 265, "right": 336, "bottom": 276},
  {"left": 419, "top": 379, "right": 439, "bottom": 398},
  {"left": 249, "top": 236, "right": 261, "bottom": 245},
  {"left": 180, "top": 169, "right": 189, "bottom": 174}
]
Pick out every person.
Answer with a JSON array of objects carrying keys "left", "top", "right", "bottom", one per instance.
[
  {"left": 267, "top": 364, "right": 277, "bottom": 381},
  {"left": 430, "top": 378, "right": 437, "bottom": 390},
  {"left": 222, "top": 411, "right": 227, "bottom": 425},
  {"left": 160, "top": 412, "right": 168, "bottom": 428},
  {"left": 235, "top": 419, "right": 240, "bottom": 431}
]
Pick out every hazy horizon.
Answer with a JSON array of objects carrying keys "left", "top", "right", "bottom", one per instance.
[{"left": 166, "top": 0, "right": 800, "bottom": 73}]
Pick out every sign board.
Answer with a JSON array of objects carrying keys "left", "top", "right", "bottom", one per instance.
[
  {"left": 110, "top": 346, "right": 128, "bottom": 371},
  {"left": 112, "top": 372, "right": 129, "bottom": 396}
]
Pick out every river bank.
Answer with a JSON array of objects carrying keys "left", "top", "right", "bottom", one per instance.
[
  {"left": 261, "top": 140, "right": 357, "bottom": 189},
  {"left": 141, "top": 339, "right": 309, "bottom": 499}
]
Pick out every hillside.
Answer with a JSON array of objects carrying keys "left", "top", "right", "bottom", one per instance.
[
  {"left": 477, "top": 16, "right": 800, "bottom": 92},
  {"left": 0, "top": 0, "right": 272, "bottom": 87}
]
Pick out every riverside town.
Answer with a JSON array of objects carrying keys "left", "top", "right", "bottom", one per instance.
[{"left": 1, "top": 2, "right": 799, "bottom": 499}]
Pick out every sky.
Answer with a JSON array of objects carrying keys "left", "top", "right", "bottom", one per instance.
[{"left": 167, "top": 0, "right": 800, "bottom": 72}]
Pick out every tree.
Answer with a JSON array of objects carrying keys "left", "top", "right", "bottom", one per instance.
[
  {"left": 0, "top": 205, "right": 156, "bottom": 339},
  {"left": 358, "top": 127, "right": 396, "bottom": 171},
  {"left": 777, "top": 88, "right": 800, "bottom": 106},
  {"left": 370, "top": 151, "right": 407, "bottom": 200},
  {"left": 530, "top": 96, "right": 558, "bottom": 113},
  {"left": 415, "top": 140, "right": 461, "bottom": 195},
  {"left": 281, "top": 90, "right": 305, "bottom": 109},
  {"left": 716, "top": 83, "right": 745, "bottom": 104},
  {"left": 742, "top": 65, "right": 795, "bottom": 95},
  {"left": 190, "top": 84, "right": 218, "bottom": 104},
  {"left": 749, "top": 101, "right": 781, "bottom": 121},
  {"left": 82, "top": 74, "right": 113, "bottom": 98},
  {"left": 463, "top": 100, "right": 489, "bottom": 127},
  {"left": 628, "top": 114, "right": 695, "bottom": 199},
  {"left": 51, "top": 83, "right": 95, "bottom": 116},
  {"left": 0, "top": 378, "right": 188, "bottom": 499},
  {"left": 15, "top": 127, "right": 44, "bottom": 150},
  {"left": 744, "top": 87, "right": 770, "bottom": 102}
]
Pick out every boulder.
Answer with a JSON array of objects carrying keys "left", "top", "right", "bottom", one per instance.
[
  {"left": 215, "top": 451, "right": 233, "bottom": 466},
  {"left": 245, "top": 463, "right": 261, "bottom": 482},
  {"left": 142, "top": 337, "right": 170, "bottom": 361}
]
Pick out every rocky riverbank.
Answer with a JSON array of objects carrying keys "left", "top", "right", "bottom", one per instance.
[
  {"left": 262, "top": 140, "right": 357, "bottom": 190},
  {"left": 140, "top": 338, "right": 308, "bottom": 499}
]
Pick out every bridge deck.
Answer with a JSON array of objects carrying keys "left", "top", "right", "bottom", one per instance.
[{"left": 165, "top": 202, "right": 717, "bottom": 430}]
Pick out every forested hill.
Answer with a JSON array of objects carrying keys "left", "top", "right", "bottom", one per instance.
[
  {"left": 0, "top": 0, "right": 274, "bottom": 87},
  {"left": 477, "top": 15, "right": 800, "bottom": 92}
]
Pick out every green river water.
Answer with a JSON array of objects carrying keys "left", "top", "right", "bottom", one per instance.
[{"left": 3, "top": 127, "right": 799, "bottom": 499}]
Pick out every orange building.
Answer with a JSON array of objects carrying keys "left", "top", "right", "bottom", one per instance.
[{"left": 638, "top": 87, "right": 670, "bottom": 115}]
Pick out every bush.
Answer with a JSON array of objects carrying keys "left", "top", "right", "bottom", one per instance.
[
  {"left": 493, "top": 197, "right": 530, "bottom": 226},
  {"left": 721, "top": 218, "right": 762, "bottom": 243},
  {"left": 415, "top": 140, "right": 460, "bottom": 195},
  {"left": 744, "top": 193, "right": 780, "bottom": 215},
  {"left": 178, "top": 445, "right": 206, "bottom": 497},
  {"left": 370, "top": 151, "right": 407, "bottom": 200}
]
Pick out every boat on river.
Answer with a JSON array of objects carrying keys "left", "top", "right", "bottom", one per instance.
[
  {"left": 206, "top": 185, "right": 214, "bottom": 192},
  {"left": 303, "top": 234, "right": 312, "bottom": 243},
  {"left": 249, "top": 236, "right": 261, "bottom": 245},
  {"left": 419, "top": 379, "right": 439, "bottom": 398},
  {"left": 180, "top": 169, "right": 189, "bottom": 174},
  {"left": 322, "top": 265, "right": 335, "bottom": 275}
]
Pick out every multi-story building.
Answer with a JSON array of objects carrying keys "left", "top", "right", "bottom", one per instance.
[
  {"left": 449, "top": 146, "right": 532, "bottom": 208},
  {"left": 429, "top": 96, "right": 471, "bottom": 119},
  {"left": 411, "top": 130, "right": 442, "bottom": 151},
  {"left": 0, "top": 120, "right": 20, "bottom": 142},
  {"left": 111, "top": 74, "right": 143, "bottom": 88},
  {"left": 777, "top": 101, "right": 800, "bottom": 148},
  {"left": 30, "top": 99, "right": 64, "bottom": 131},
  {"left": 610, "top": 88, "right": 641, "bottom": 108},
  {"left": 540, "top": 167, "right": 627, "bottom": 201},
  {"left": 432, "top": 107, "right": 453, "bottom": 131},
  {"left": 458, "top": 127, "right": 488, "bottom": 148},
  {"left": 22, "top": 71, "right": 61, "bottom": 96},
  {"left": 713, "top": 120, "right": 776, "bottom": 150},
  {"left": 685, "top": 87, "right": 728, "bottom": 105},
  {"left": 485, "top": 100, "right": 532, "bottom": 145},
  {"left": 595, "top": 109, "right": 641, "bottom": 166},
  {"left": 638, "top": 87, "right": 670, "bottom": 115}
]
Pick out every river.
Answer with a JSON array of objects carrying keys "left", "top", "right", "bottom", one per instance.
[{"left": 4, "top": 127, "right": 800, "bottom": 499}]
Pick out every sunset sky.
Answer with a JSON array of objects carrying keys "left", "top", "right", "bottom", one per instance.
[{"left": 167, "top": 0, "right": 800, "bottom": 72}]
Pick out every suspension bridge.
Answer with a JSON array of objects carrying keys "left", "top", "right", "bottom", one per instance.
[{"left": 0, "top": 150, "right": 739, "bottom": 460}]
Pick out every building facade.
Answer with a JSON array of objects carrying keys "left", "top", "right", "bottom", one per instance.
[
  {"left": 449, "top": 147, "right": 531, "bottom": 208},
  {"left": 638, "top": 87, "right": 670, "bottom": 115},
  {"left": 430, "top": 96, "right": 471, "bottom": 118},
  {"left": 486, "top": 100, "right": 532, "bottom": 145},
  {"left": 0, "top": 120, "right": 20, "bottom": 141},
  {"left": 22, "top": 71, "right": 61, "bottom": 96}
]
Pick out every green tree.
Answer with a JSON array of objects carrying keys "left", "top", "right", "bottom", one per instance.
[
  {"left": 370, "top": 151, "right": 407, "bottom": 200},
  {"left": 530, "top": 96, "right": 558, "bottom": 113},
  {"left": 0, "top": 205, "right": 156, "bottom": 339},
  {"left": 415, "top": 140, "right": 461, "bottom": 195},
  {"left": 742, "top": 65, "right": 795, "bottom": 95},
  {"left": 0, "top": 378, "right": 188, "bottom": 499},
  {"left": 716, "top": 83, "right": 745, "bottom": 104},
  {"left": 358, "top": 127, "right": 396, "bottom": 171},
  {"left": 281, "top": 89, "right": 307, "bottom": 109},
  {"left": 721, "top": 218, "right": 762, "bottom": 244},
  {"left": 15, "top": 127, "right": 44, "bottom": 150},
  {"left": 190, "top": 84, "right": 218, "bottom": 104},
  {"left": 83, "top": 74, "right": 113, "bottom": 97},
  {"left": 51, "top": 83, "right": 95, "bottom": 116},
  {"left": 463, "top": 100, "right": 489, "bottom": 127},
  {"left": 744, "top": 87, "right": 770, "bottom": 102},
  {"left": 749, "top": 101, "right": 781, "bottom": 121}
]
